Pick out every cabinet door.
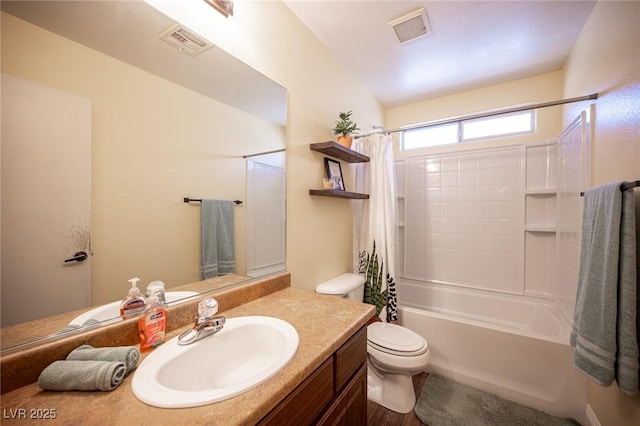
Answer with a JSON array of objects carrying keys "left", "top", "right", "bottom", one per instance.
[
  {"left": 335, "top": 327, "right": 367, "bottom": 391},
  {"left": 258, "top": 358, "right": 334, "bottom": 426},
  {"left": 316, "top": 364, "right": 367, "bottom": 426}
]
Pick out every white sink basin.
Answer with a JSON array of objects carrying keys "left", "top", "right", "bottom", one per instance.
[
  {"left": 68, "top": 291, "right": 198, "bottom": 326},
  {"left": 131, "top": 316, "right": 299, "bottom": 408}
]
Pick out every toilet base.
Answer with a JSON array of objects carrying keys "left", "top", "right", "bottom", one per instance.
[{"left": 367, "top": 363, "right": 418, "bottom": 414}]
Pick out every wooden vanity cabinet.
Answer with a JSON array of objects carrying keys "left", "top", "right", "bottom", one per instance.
[{"left": 259, "top": 326, "right": 367, "bottom": 425}]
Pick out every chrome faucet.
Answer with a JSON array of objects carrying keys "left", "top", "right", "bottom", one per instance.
[{"left": 177, "top": 298, "right": 226, "bottom": 345}]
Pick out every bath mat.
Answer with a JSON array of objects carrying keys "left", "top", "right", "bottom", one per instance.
[{"left": 414, "top": 374, "right": 580, "bottom": 426}]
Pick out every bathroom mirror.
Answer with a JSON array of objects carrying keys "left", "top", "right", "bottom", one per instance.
[{"left": 0, "top": 1, "right": 287, "bottom": 351}]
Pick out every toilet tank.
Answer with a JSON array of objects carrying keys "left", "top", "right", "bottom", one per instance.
[{"left": 315, "top": 273, "right": 365, "bottom": 302}]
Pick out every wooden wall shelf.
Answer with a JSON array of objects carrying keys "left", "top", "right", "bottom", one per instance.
[
  {"left": 309, "top": 189, "right": 369, "bottom": 200},
  {"left": 309, "top": 141, "right": 370, "bottom": 200},
  {"left": 310, "top": 141, "right": 369, "bottom": 163}
]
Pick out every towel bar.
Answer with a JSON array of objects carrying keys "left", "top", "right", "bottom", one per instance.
[
  {"left": 184, "top": 197, "right": 243, "bottom": 205},
  {"left": 580, "top": 180, "right": 639, "bottom": 197}
]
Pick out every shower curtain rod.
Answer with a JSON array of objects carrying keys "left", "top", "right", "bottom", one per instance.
[
  {"left": 354, "top": 93, "right": 599, "bottom": 139},
  {"left": 242, "top": 148, "right": 286, "bottom": 159}
]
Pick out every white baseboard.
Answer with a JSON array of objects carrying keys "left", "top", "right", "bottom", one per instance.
[{"left": 584, "top": 404, "right": 601, "bottom": 426}]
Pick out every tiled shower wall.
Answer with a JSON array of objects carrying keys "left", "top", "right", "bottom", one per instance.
[
  {"left": 246, "top": 160, "right": 286, "bottom": 278},
  {"left": 556, "top": 111, "right": 591, "bottom": 319},
  {"left": 396, "top": 114, "right": 588, "bottom": 320},
  {"left": 401, "top": 146, "right": 525, "bottom": 294}
]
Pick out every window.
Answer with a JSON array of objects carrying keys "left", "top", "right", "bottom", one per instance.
[
  {"left": 462, "top": 111, "right": 534, "bottom": 140},
  {"left": 402, "top": 122, "right": 458, "bottom": 149},
  {"left": 401, "top": 109, "right": 534, "bottom": 151}
]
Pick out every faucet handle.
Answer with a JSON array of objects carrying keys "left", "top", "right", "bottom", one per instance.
[{"left": 198, "top": 298, "right": 218, "bottom": 318}]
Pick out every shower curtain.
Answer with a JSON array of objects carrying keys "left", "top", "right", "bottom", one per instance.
[{"left": 353, "top": 133, "right": 398, "bottom": 323}]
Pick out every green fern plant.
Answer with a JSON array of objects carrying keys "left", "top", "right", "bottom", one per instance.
[
  {"left": 363, "top": 240, "right": 387, "bottom": 317},
  {"left": 332, "top": 111, "right": 359, "bottom": 137}
]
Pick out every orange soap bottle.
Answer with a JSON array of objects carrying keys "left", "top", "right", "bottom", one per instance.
[{"left": 138, "top": 290, "right": 167, "bottom": 352}]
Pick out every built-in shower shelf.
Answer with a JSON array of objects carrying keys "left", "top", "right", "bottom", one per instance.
[
  {"left": 525, "top": 191, "right": 556, "bottom": 230},
  {"left": 524, "top": 225, "right": 556, "bottom": 233},
  {"left": 524, "top": 188, "right": 557, "bottom": 195}
]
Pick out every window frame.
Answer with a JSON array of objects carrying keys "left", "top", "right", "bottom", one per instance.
[{"left": 400, "top": 109, "right": 535, "bottom": 151}]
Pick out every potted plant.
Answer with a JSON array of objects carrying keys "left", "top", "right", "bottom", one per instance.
[{"left": 333, "top": 111, "right": 359, "bottom": 149}]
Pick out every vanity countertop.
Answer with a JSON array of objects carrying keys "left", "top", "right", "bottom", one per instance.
[{"left": 0, "top": 287, "right": 375, "bottom": 425}]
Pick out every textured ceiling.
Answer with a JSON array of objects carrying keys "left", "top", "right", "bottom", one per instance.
[{"left": 285, "top": 0, "right": 597, "bottom": 107}]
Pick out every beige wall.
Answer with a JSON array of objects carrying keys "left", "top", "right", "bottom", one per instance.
[
  {"left": 562, "top": 1, "right": 640, "bottom": 425},
  {"left": 1, "top": 12, "right": 286, "bottom": 304}
]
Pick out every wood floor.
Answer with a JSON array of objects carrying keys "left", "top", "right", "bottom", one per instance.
[{"left": 366, "top": 372, "right": 429, "bottom": 426}]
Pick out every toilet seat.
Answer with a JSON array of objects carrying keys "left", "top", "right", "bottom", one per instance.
[{"left": 367, "top": 322, "right": 428, "bottom": 356}]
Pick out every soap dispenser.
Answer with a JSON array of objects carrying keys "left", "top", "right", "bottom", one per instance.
[
  {"left": 138, "top": 290, "right": 167, "bottom": 352},
  {"left": 146, "top": 280, "right": 167, "bottom": 306},
  {"left": 120, "top": 277, "right": 147, "bottom": 319}
]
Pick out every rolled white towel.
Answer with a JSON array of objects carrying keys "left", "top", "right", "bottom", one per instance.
[
  {"left": 38, "top": 360, "right": 126, "bottom": 391},
  {"left": 66, "top": 344, "right": 140, "bottom": 374}
]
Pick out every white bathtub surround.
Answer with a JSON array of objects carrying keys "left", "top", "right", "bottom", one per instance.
[
  {"left": 353, "top": 133, "right": 399, "bottom": 322},
  {"left": 392, "top": 116, "right": 596, "bottom": 422},
  {"left": 398, "top": 276, "right": 589, "bottom": 422},
  {"left": 556, "top": 112, "right": 591, "bottom": 319},
  {"left": 395, "top": 135, "right": 587, "bottom": 311},
  {"left": 399, "top": 279, "right": 571, "bottom": 344},
  {"left": 399, "top": 303, "right": 588, "bottom": 423},
  {"left": 401, "top": 146, "right": 524, "bottom": 294}
]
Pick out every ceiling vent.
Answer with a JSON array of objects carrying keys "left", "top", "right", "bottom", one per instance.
[
  {"left": 388, "top": 8, "right": 432, "bottom": 44},
  {"left": 159, "top": 24, "right": 212, "bottom": 56}
]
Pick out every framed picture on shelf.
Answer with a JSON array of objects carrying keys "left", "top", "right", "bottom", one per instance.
[{"left": 324, "top": 158, "right": 345, "bottom": 191}]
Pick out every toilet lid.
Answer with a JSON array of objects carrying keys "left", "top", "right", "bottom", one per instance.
[{"left": 367, "top": 322, "right": 428, "bottom": 356}]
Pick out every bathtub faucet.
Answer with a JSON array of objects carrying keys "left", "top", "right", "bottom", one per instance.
[{"left": 177, "top": 298, "right": 226, "bottom": 345}]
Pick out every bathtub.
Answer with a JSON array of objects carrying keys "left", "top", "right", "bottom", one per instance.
[{"left": 398, "top": 281, "right": 588, "bottom": 423}]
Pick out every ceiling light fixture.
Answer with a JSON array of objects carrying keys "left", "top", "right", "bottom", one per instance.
[
  {"left": 388, "top": 8, "right": 432, "bottom": 44},
  {"left": 204, "top": 0, "right": 234, "bottom": 18}
]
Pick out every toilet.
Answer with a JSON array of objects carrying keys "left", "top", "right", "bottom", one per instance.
[{"left": 316, "top": 273, "right": 430, "bottom": 414}]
